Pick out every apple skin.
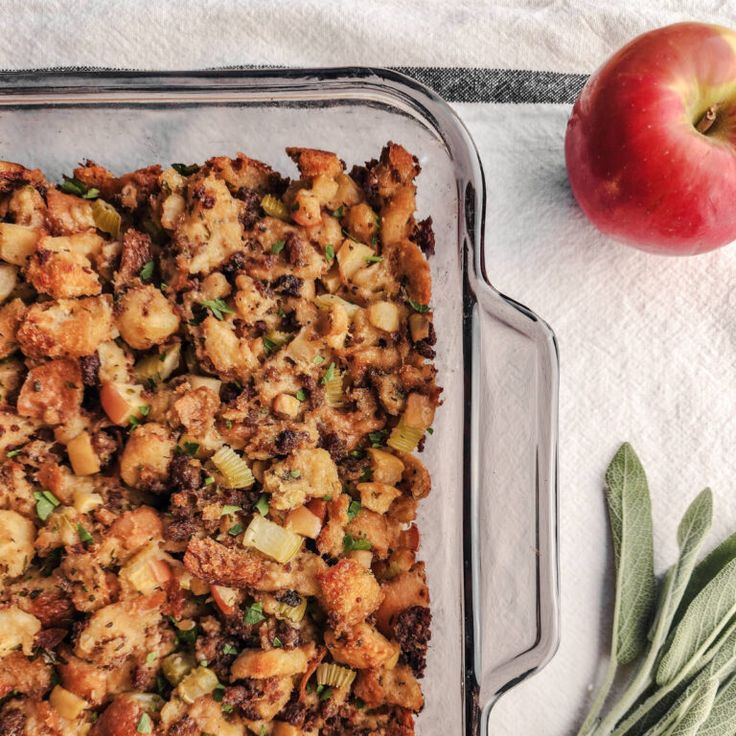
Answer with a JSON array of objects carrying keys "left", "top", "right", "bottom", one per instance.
[{"left": 565, "top": 22, "right": 736, "bottom": 255}]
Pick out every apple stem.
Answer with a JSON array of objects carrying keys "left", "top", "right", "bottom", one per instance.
[{"left": 696, "top": 104, "right": 720, "bottom": 134}]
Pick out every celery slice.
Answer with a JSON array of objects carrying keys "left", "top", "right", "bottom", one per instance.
[
  {"left": 387, "top": 422, "right": 424, "bottom": 453},
  {"left": 91, "top": 198, "right": 121, "bottom": 239},
  {"left": 275, "top": 596, "right": 307, "bottom": 623},
  {"left": 317, "top": 662, "right": 356, "bottom": 689},
  {"left": 261, "top": 194, "right": 290, "bottom": 221},
  {"left": 134, "top": 343, "right": 181, "bottom": 385},
  {"left": 243, "top": 514, "right": 303, "bottom": 564},
  {"left": 211, "top": 445, "right": 255, "bottom": 489},
  {"left": 177, "top": 666, "right": 219, "bottom": 704},
  {"left": 323, "top": 366, "right": 344, "bottom": 409}
]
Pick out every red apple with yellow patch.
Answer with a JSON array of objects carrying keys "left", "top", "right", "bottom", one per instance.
[{"left": 566, "top": 22, "right": 736, "bottom": 255}]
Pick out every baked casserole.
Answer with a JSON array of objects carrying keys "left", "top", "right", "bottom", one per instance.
[{"left": 0, "top": 142, "right": 440, "bottom": 736}]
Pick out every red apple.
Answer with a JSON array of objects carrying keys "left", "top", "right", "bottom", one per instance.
[{"left": 565, "top": 22, "right": 736, "bottom": 255}]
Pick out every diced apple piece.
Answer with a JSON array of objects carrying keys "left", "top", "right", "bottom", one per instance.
[
  {"left": 285, "top": 505, "right": 323, "bottom": 540},
  {"left": 409, "top": 313, "right": 431, "bottom": 342},
  {"left": 273, "top": 393, "right": 302, "bottom": 419},
  {"left": 368, "top": 448, "right": 405, "bottom": 485},
  {"left": 311, "top": 174, "right": 339, "bottom": 206},
  {"left": 349, "top": 549, "right": 373, "bottom": 569},
  {"left": 0, "top": 264, "right": 17, "bottom": 303},
  {"left": 50, "top": 685, "right": 88, "bottom": 720},
  {"left": 210, "top": 584, "right": 238, "bottom": 616},
  {"left": 367, "top": 301, "right": 400, "bottom": 332},
  {"left": 100, "top": 382, "right": 146, "bottom": 426},
  {"left": 292, "top": 189, "right": 321, "bottom": 227},
  {"left": 66, "top": 431, "right": 101, "bottom": 476},
  {"left": 337, "top": 239, "right": 375, "bottom": 280},
  {"left": 186, "top": 374, "right": 222, "bottom": 394},
  {"left": 0, "top": 223, "right": 39, "bottom": 265},
  {"left": 403, "top": 392, "right": 435, "bottom": 430},
  {"left": 357, "top": 482, "right": 402, "bottom": 514}
]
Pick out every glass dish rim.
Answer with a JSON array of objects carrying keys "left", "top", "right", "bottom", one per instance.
[{"left": 0, "top": 66, "right": 561, "bottom": 734}]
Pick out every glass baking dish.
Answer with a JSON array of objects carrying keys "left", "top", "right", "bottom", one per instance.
[{"left": 0, "top": 68, "right": 560, "bottom": 734}]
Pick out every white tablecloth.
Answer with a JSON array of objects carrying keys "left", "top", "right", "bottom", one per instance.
[{"left": 5, "top": 2, "right": 736, "bottom": 733}]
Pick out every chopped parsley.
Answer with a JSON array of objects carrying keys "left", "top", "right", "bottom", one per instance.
[
  {"left": 59, "top": 175, "right": 99, "bottom": 199},
  {"left": 295, "top": 389, "right": 307, "bottom": 402},
  {"left": 343, "top": 534, "right": 372, "bottom": 552},
  {"left": 321, "top": 362, "right": 336, "bottom": 385},
  {"left": 6, "top": 448, "right": 21, "bottom": 457},
  {"left": 365, "top": 255, "right": 383, "bottom": 264},
  {"left": 319, "top": 685, "right": 334, "bottom": 701},
  {"left": 138, "top": 404, "right": 150, "bottom": 417},
  {"left": 369, "top": 429, "right": 389, "bottom": 447},
  {"left": 427, "top": 427, "right": 434, "bottom": 434},
  {"left": 228, "top": 523, "right": 244, "bottom": 537},
  {"left": 262, "top": 335, "right": 278, "bottom": 354},
  {"left": 332, "top": 206, "right": 344, "bottom": 219},
  {"left": 271, "top": 239, "right": 286, "bottom": 254},
  {"left": 254, "top": 494, "right": 269, "bottom": 517},
  {"left": 272, "top": 637, "right": 283, "bottom": 648},
  {"left": 200, "top": 298, "right": 235, "bottom": 321},
  {"left": 244, "top": 602, "right": 265, "bottom": 625},
  {"left": 136, "top": 712, "right": 153, "bottom": 734},
  {"left": 146, "top": 651, "right": 158, "bottom": 666},
  {"left": 347, "top": 500, "right": 362, "bottom": 521},
  {"left": 180, "top": 441, "right": 199, "bottom": 457},
  {"left": 34, "top": 491, "right": 60, "bottom": 522},
  {"left": 359, "top": 467, "right": 373, "bottom": 482},
  {"left": 220, "top": 505, "right": 242, "bottom": 517},
  {"left": 407, "top": 298, "right": 430, "bottom": 313},
  {"left": 170, "top": 618, "right": 197, "bottom": 645},
  {"left": 221, "top": 702, "right": 234, "bottom": 714},
  {"left": 223, "top": 643, "right": 238, "bottom": 656},
  {"left": 139, "top": 261, "right": 155, "bottom": 281},
  {"left": 77, "top": 524, "right": 93, "bottom": 544},
  {"left": 312, "top": 354, "right": 325, "bottom": 365},
  {"left": 204, "top": 476, "right": 215, "bottom": 486},
  {"left": 325, "top": 243, "right": 335, "bottom": 263},
  {"left": 171, "top": 162, "right": 200, "bottom": 176},
  {"left": 290, "top": 469, "right": 302, "bottom": 479}
]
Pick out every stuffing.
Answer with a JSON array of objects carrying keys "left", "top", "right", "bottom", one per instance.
[
  {"left": 317, "top": 558, "right": 383, "bottom": 633},
  {"left": 17, "top": 295, "right": 114, "bottom": 358},
  {"left": 0, "top": 145, "right": 439, "bottom": 735},
  {"left": 17, "top": 359, "right": 83, "bottom": 425}
]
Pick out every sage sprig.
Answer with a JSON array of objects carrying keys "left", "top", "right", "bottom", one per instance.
[{"left": 576, "top": 443, "right": 736, "bottom": 736}]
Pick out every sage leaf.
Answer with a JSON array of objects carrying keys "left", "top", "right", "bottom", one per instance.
[
  {"left": 657, "top": 556, "right": 736, "bottom": 686},
  {"left": 606, "top": 442, "right": 657, "bottom": 664},
  {"left": 655, "top": 489, "right": 713, "bottom": 633},
  {"left": 661, "top": 676, "right": 718, "bottom": 736},
  {"left": 697, "top": 673, "right": 736, "bottom": 736},
  {"left": 675, "top": 530, "right": 736, "bottom": 627}
]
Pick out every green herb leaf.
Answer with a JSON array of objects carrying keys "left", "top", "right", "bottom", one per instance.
[
  {"left": 365, "top": 255, "right": 383, "bottom": 264},
  {"left": 6, "top": 448, "right": 21, "bottom": 457},
  {"left": 606, "top": 442, "right": 657, "bottom": 666},
  {"left": 254, "top": 494, "right": 269, "bottom": 517},
  {"left": 320, "top": 686, "right": 334, "bottom": 701},
  {"left": 262, "top": 335, "right": 278, "bottom": 354},
  {"left": 228, "top": 523, "right": 244, "bottom": 537},
  {"left": 347, "top": 500, "right": 361, "bottom": 522},
  {"left": 697, "top": 670, "right": 736, "bottom": 735},
  {"left": 182, "top": 441, "right": 199, "bottom": 457},
  {"left": 82, "top": 187, "right": 100, "bottom": 200},
  {"left": 223, "top": 643, "right": 238, "bottom": 656},
  {"left": 138, "top": 404, "right": 150, "bottom": 417},
  {"left": 220, "top": 505, "right": 241, "bottom": 516},
  {"left": 59, "top": 176, "right": 89, "bottom": 197},
  {"left": 407, "top": 298, "right": 430, "bottom": 313},
  {"left": 658, "top": 556, "right": 736, "bottom": 686},
  {"left": 34, "top": 490, "right": 60, "bottom": 522},
  {"left": 204, "top": 476, "right": 215, "bottom": 486},
  {"left": 244, "top": 602, "right": 265, "bottom": 625},
  {"left": 271, "top": 239, "right": 286, "bottom": 254},
  {"left": 325, "top": 243, "right": 335, "bottom": 263},
  {"left": 654, "top": 676, "right": 719, "bottom": 736},
  {"left": 272, "top": 636, "right": 282, "bottom": 648},
  {"left": 77, "top": 524, "right": 93, "bottom": 544},
  {"left": 139, "top": 261, "right": 155, "bottom": 281},
  {"left": 343, "top": 534, "right": 372, "bottom": 552},
  {"left": 200, "top": 298, "right": 235, "bottom": 321},
  {"left": 332, "top": 206, "right": 344, "bottom": 219},
  {"left": 313, "top": 355, "right": 325, "bottom": 365},
  {"left": 136, "top": 712, "right": 153, "bottom": 734},
  {"left": 368, "top": 429, "right": 389, "bottom": 448},
  {"left": 145, "top": 651, "right": 157, "bottom": 666},
  {"left": 172, "top": 162, "right": 200, "bottom": 176},
  {"left": 295, "top": 389, "right": 307, "bottom": 402}
]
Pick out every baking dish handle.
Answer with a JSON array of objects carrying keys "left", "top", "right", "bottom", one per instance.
[{"left": 467, "top": 281, "right": 560, "bottom": 733}]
